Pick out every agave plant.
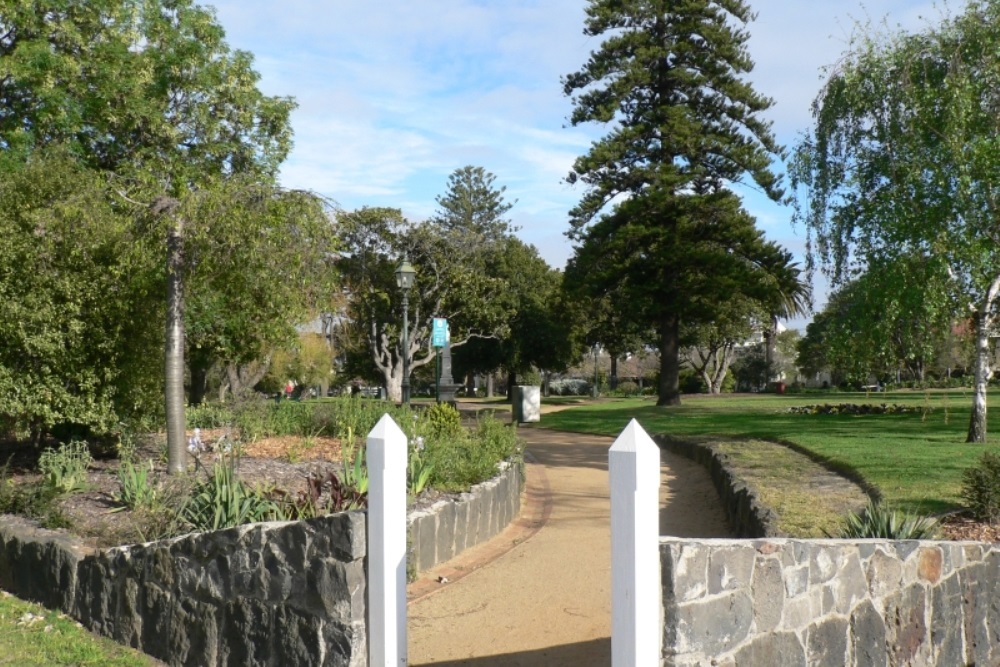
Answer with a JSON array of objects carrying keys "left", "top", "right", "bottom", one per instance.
[{"left": 836, "top": 500, "right": 940, "bottom": 540}]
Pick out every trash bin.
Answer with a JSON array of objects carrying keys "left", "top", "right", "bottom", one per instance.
[{"left": 512, "top": 385, "right": 541, "bottom": 423}]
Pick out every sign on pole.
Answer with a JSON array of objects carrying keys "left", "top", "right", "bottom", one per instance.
[{"left": 432, "top": 318, "right": 449, "bottom": 348}]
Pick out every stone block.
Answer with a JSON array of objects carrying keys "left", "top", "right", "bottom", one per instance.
[
  {"left": 305, "top": 513, "right": 362, "bottom": 563},
  {"left": 478, "top": 487, "right": 494, "bottom": 541},
  {"left": 931, "top": 572, "right": 964, "bottom": 667},
  {"left": 675, "top": 591, "right": 752, "bottom": 656},
  {"left": 219, "top": 597, "right": 274, "bottom": 666},
  {"left": 784, "top": 564, "right": 810, "bottom": 598},
  {"left": 436, "top": 502, "right": 457, "bottom": 564},
  {"left": 809, "top": 547, "right": 838, "bottom": 585},
  {"left": 732, "top": 631, "right": 806, "bottom": 667},
  {"left": 866, "top": 548, "right": 902, "bottom": 599},
  {"left": 453, "top": 500, "right": 469, "bottom": 555},
  {"left": 806, "top": 616, "right": 849, "bottom": 667},
  {"left": 673, "top": 545, "right": 709, "bottom": 602},
  {"left": 415, "top": 513, "right": 438, "bottom": 573},
  {"left": 834, "top": 551, "right": 867, "bottom": 615},
  {"left": 850, "top": 599, "right": 887, "bottom": 667},
  {"left": 273, "top": 606, "right": 325, "bottom": 667},
  {"left": 708, "top": 545, "right": 755, "bottom": 595},
  {"left": 782, "top": 594, "right": 814, "bottom": 632},
  {"left": 960, "top": 561, "right": 991, "bottom": 666},
  {"left": 752, "top": 556, "right": 784, "bottom": 633},
  {"left": 885, "top": 583, "right": 929, "bottom": 665}
]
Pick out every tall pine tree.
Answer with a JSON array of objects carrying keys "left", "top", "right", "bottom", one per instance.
[{"left": 563, "top": 0, "right": 785, "bottom": 405}]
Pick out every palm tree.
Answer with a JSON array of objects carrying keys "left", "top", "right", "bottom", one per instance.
[{"left": 759, "top": 248, "right": 811, "bottom": 383}]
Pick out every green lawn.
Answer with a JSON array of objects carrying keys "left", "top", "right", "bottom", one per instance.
[
  {"left": 0, "top": 591, "right": 158, "bottom": 666},
  {"left": 540, "top": 390, "right": 1000, "bottom": 514}
]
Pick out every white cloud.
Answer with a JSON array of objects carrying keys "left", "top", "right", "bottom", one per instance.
[{"left": 210, "top": 0, "right": 937, "bottom": 289}]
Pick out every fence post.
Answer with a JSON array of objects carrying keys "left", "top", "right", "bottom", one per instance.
[
  {"left": 368, "top": 414, "right": 408, "bottom": 666},
  {"left": 609, "top": 418, "right": 661, "bottom": 666}
]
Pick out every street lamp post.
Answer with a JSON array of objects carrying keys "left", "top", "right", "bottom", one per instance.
[
  {"left": 395, "top": 256, "right": 416, "bottom": 404},
  {"left": 593, "top": 343, "right": 600, "bottom": 398}
]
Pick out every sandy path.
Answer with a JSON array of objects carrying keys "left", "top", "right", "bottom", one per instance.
[{"left": 407, "top": 426, "right": 733, "bottom": 666}]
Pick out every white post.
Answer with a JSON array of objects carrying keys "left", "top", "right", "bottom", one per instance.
[
  {"left": 368, "top": 414, "right": 408, "bottom": 666},
  {"left": 609, "top": 418, "right": 661, "bottom": 666}
]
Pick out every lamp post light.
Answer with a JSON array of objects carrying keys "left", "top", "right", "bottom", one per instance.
[
  {"left": 593, "top": 343, "right": 600, "bottom": 398},
  {"left": 395, "top": 256, "right": 416, "bottom": 404}
]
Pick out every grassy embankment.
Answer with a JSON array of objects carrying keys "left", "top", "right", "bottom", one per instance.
[
  {"left": 0, "top": 591, "right": 159, "bottom": 666},
  {"left": 539, "top": 390, "right": 999, "bottom": 521}
]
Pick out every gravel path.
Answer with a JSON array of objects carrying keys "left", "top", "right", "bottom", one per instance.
[{"left": 407, "top": 426, "right": 734, "bottom": 666}]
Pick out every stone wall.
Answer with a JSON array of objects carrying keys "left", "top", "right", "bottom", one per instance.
[
  {"left": 655, "top": 435, "right": 781, "bottom": 537},
  {"left": 408, "top": 460, "right": 522, "bottom": 574},
  {"left": 0, "top": 512, "right": 368, "bottom": 667},
  {"left": 0, "top": 458, "right": 524, "bottom": 665},
  {"left": 660, "top": 537, "right": 1000, "bottom": 666}
]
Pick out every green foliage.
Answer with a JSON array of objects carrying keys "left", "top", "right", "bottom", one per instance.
[
  {"left": 0, "top": 463, "right": 68, "bottom": 530},
  {"left": 562, "top": 1, "right": 788, "bottom": 406},
  {"left": 0, "top": 591, "right": 158, "bottom": 666},
  {"left": 341, "top": 445, "right": 369, "bottom": 496},
  {"left": 336, "top": 203, "right": 515, "bottom": 401},
  {"left": 423, "top": 415, "right": 522, "bottom": 492},
  {"left": 180, "top": 456, "right": 283, "bottom": 532},
  {"left": 407, "top": 447, "right": 434, "bottom": 497},
  {"left": 835, "top": 500, "right": 940, "bottom": 540},
  {"left": 961, "top": 452, "right": 1000, "bottom": 523},
  {"left": 0, "top": 152, "right": 162, "bottom": 439},
  {"left": 421, "top": 403, "right": 463, "bottom": 439},
  {"left": 38, "top": 441, "right": 93, "bottom": 495},
  {"left": 616, "top": 380, "right": 639, "bottom": 397},
  {"left": 111, "top": 460, "right": 159, "bottom": 513},
  {"left": 791, "top": 2, "right": 1000, "bottom": 441}
]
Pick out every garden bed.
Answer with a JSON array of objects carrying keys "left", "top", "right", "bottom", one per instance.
[{"left": 0, "top": 398, "right": 522, "bottom": 550}]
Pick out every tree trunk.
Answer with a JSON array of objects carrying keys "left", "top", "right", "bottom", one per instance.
[
  {"left": 657, "top": 312, "right": 681, "bottom": 406},
  {"left": 225, "top": 358, "right": 271, "bottom": 399},
  {"left": 466, "top": 373, "right": 475, "bottom": 396},
  {"left": 966, "top": 274, "right": 1000, "bottom": 443},
  {"left": 764, "top": 313, "right": 778, "bottom": 382},
  {"left": 610, "top": 356, "right": 618, "bottom": 390},
  {"left": 383, "top": 365, "right": 403, "bottom": 403},
  {"left": 164, "top": 207, "right": 186, "bottom": 474},
  {"left": 486, "top": 374, "right": 495, "bottom": 398},
  {"left": 507, "top": 372, "right": 517, "bottom": 403},
  {"left": 967, "top": 312, "right": 991, "bottom": 443},
  {"left": 188, "top": 347, "right": 213, "bottom": 406}
]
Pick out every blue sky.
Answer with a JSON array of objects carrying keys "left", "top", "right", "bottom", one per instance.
[{"left": 209, "top": 0, "right": 941, "bottom": 327}]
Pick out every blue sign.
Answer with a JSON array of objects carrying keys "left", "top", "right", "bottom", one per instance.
[{"left": 432, "top": 318, "right": 449, "bottom": 348}]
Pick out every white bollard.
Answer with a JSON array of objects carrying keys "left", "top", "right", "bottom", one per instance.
[
  {"left": 609, "top": 418, "right": 662, "bottom": 666},
  {"left": 367, "top": 414, "right": 408, "bottom": 666}
]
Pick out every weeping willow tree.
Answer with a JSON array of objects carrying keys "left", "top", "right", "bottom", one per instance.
[{"left": 793, "top": 1, "right": 1000, "bottom": 442}]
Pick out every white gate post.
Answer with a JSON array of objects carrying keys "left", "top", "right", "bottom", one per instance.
[
  {"left": 367, "top": 414, "right": 408, "bottom": 666},
  {"left": 609, "top": 418, "right": 661, "bottom": 666}
]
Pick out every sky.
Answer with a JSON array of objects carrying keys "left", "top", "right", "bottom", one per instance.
[{"left": 208, "top": 0, "right": 943, "bottom": 328}]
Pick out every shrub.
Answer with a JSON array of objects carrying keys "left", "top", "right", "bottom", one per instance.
[
  {"left": 38, "top": 440, "right": 93, "bottom": 494},
  {"left": 180, "top": 456, "right": 284, "bottom": 532},
  {"left": 961, "top": 451, "right": 1000, "bottom": 523},
  {"left": 421, "top": 402, "right": 462, "bottom": 439},
  {"left": 423, "top": 414, "right": 521, "bottom": 491},
  {"left": 0, "top": 459, "right": 68, "bottom": 529},
  {"left": 616, "top": 380, "right": 639, "bottom": 397},
  {"left": 111, "top": 460, "right": 158, "bottom": 512},
  {"left": 835, "top": 500, "right": 940, "bottom": 539}
]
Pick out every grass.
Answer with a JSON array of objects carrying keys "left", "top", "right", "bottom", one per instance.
[
  {"left": 0, "top": 591, "right": 158, "bottom": 666},
  {"left": 539, "top": 389, "right": 1000, "bottom": 515}
]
